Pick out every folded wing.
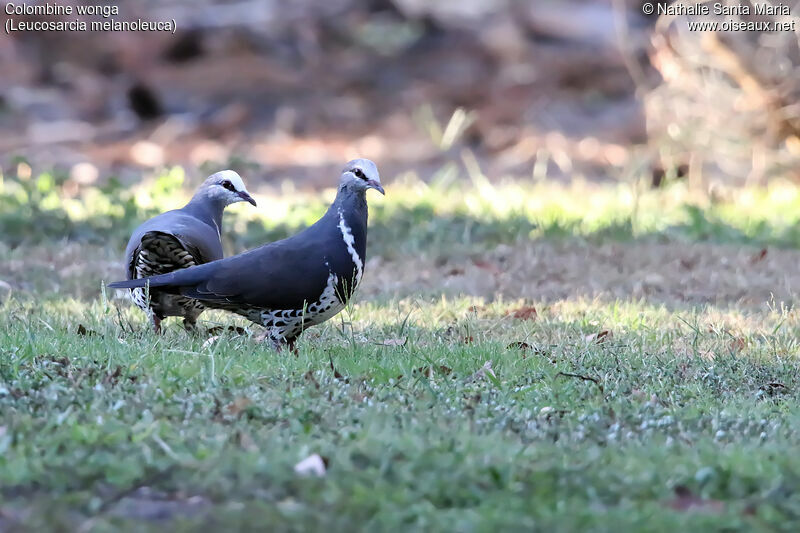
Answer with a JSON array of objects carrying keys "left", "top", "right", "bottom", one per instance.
[{"left": 111, "top": 231, "right": 334, "bottom": 311}]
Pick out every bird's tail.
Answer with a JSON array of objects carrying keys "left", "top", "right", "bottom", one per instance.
[{"left": 108, "top": 261, "right": 214, "bottom": 291}]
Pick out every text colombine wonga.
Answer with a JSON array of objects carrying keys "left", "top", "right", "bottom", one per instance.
[{"left": 5, "top": 2, "right": 118, "bottom": 17}]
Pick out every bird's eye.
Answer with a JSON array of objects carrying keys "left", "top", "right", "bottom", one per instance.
[
  {"left": 353, "top": 168, "right": 365, "bottom": 179},
  {"left": 221, "top": 180, "right": 235, "bottom": 191}
]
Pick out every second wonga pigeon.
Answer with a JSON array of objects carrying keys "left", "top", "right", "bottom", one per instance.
[
  {"left": 122, "top": 170, "right": 256, "bottom": 333},
  {"left": 110, "top": 159, "right": 384, "bottom": 350}
]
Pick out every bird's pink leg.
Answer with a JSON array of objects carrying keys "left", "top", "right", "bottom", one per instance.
[{"left": 286, "top": 338, "right": 299, "bottom": 356}]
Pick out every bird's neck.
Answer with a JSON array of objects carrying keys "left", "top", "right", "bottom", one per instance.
[
  {"left": 183, "top": 193, "right": 226, "bottom": 234},
  {"left": 327, "top": 187, "right": 369, "bottom": 256},
  {"left": 329, "top": 188, "right": 369, "bottom": 300},
  {"left": 331, "top": 187, "right": 368, "bottom": 226}
]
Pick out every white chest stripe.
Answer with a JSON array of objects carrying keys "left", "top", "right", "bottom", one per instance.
[{"left": 337, "top": 209, "right": 363, "bottom": 283}]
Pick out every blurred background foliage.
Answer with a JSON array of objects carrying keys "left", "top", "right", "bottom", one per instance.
[
  {"left": 0, "top": 0, "right": 799, "bottom": 250},
  {"left": 6, "top": 158, "right": 800, "bottom": 259}
]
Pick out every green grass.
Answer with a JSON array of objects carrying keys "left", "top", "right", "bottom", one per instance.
[
  {"left": 6, "top": 165, "right": 800, "bottom": 256},
  {"left": 2, "top": 297, "right": 800, "bottom": 530},
  {"left": 4, "top": 169, "right": 800, "bottom": 530}
]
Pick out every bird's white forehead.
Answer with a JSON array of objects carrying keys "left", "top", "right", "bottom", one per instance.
[
  {"left": 214, "top": 170, "right": 247, "bottom": 192},
  {"left": 344, "top": 158, "right": 380, "bottom": 181}
]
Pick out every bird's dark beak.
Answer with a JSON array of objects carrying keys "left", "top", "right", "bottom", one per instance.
[
  {"left": 239, "top": 191, "right": 257, "bottom": 206},
  {"left": 367, "top": 179, "right": 385, "bottom": 195}
]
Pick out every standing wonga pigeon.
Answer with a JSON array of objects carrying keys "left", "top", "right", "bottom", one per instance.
[
  {"left": 110, "top": 159, "right": 384, "bottom": 350},
  {"left": 122, "top": 170, "right": 256, "bottom": 333}
]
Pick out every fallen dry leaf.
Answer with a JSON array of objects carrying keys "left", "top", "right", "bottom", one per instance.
[
  {"left": 413, "top": 365, "right": 453, "bottom": 378},
  {"left": 506, "top": 306, "right": 537, "bottom": 320},
  {"left": 667, "top": 486, "right": 725, "bottom": 513},
  {"left": 464, "top": 361, "right": 496, "bottom": 383},
  {"left": 585, "top": 330, "right": 612, "bottom": 343},
  {"left": 472, "top": 258, "right": 502, "bottom": 275},
  {"left": 225, "top": 397, "right": 252, "bottom": 417},
  {"left": 729, "top": 337, "right": 747, "bottom": 352},
  {"left": 751, "top": 248, "right": 768, "bottom": 264},
  {"left": 294, "top": 454, "right": 327, "bottom": 477},
  {"left": 376, "top": 337, "right": 407, "bottom": 347}
]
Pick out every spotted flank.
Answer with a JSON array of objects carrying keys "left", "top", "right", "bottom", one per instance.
[
  {"left": 253, "top": 272, "right": 344, "bottom": 341},
  {"left": 209, "top": 271, "right": 345, "bottom": 345},
  {"left": 131, "top": 232, "right": 205, "bottom": 326}
]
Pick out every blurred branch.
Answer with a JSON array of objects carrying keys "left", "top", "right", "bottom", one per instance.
[
  {"left": 700, "top": 32, "right": 800, "bottom": 154},
  {"left": 612, "top": 0, "right": 654, "bottom": 94}
]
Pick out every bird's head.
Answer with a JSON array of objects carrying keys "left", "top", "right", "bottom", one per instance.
[
  {"left": 339, "top": 159, "right": 384, "bottom": 196},
  {"left": 202, "top": 170, "right": 257, "bottom": 207}
]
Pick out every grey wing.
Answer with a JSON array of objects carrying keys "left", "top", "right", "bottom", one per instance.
[
  {"left": 125, "top": 210, "right": 223, "bottom": 279},
  {"left": 135, "top": 232, "right": 203, "bottom": 276}
]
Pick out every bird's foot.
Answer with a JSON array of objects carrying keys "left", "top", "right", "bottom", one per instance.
[
  {"left": 273, "top": 338, "right": 285, "bottom": 353},
  {"left": 182, "top": 319, "right": 198, "bottom": 332},
  {"left": 286, "top": 338, "right": 299, "bottom": 356},
  {"left": 253, "top": 330, "right": 277, "bottom": 347},
  {"left": 253, "top": 331, "right": 298, "bottom": 355}
]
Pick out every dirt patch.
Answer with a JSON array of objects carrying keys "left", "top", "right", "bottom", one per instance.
[
  {"left": 0, "top": 242, "right": 120, "bottom": 298},
  {"left": 4, "top": 239, "right": 799, "bottom": 311},
  {"left": 363, "top": 240, "right": 799, "bottom": 310}
]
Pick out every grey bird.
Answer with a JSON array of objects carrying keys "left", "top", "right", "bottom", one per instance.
[
  {"left": 109, "top": 159, "right": 384, "bottom": 350},
  {"left": 122, "top": 170, "right": 256, "bottom": 333}
]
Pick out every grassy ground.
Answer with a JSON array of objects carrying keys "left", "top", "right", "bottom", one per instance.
[{"left": 3, "top": 173, "right": 800, "bottom": 531}]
